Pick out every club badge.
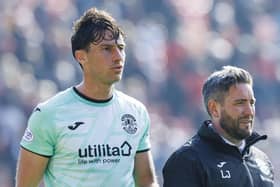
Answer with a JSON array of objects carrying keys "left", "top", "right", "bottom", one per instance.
[{"left": 121, "top": 114, "right": 137, "bottom": 134}]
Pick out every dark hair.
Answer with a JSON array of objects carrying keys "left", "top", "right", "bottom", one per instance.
[
  {"left": 202, "top": 66, "right": 253, "bottom": 116},
  {"left": 71, "top": 7, "right": 125, "bottom": 59}
]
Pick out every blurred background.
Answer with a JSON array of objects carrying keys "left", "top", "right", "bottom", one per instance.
[{"left": 0, "top": 0, "right": 280, "bottom": 186}]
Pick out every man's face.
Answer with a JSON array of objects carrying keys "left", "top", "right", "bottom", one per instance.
[
  {"left": 218, "top": 83, "right": 255, "bottom": 141},
  {"left": 83, "top": 30, "right": 126, "bottom": 86}
]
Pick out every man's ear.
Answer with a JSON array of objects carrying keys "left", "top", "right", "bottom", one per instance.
[
  {"left": 74, "top": 50, "right": 87, "bottom": 66},
  {"left": 208, "top": 99, "right": 220, "bottom": 118}
]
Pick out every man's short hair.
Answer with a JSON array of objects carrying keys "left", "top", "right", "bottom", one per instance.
[
  {"left": 71, "top": 7, "right": 125, "bottom": 59},
  {"left": 202, "top": 65, "right": 253, "bottom": 116}
]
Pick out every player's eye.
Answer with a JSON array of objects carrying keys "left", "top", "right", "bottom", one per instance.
[
  {"left": 103, "top": 46, "right": 112, "bottom": 51},
  {"left": 250, "top": 100, "right": 255, "bottom": 106},
  {"left": 118, "top": 45, "right": 125, "bottom": 50}
]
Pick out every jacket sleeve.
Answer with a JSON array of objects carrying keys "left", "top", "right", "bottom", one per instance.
[{"left": 162, "top": 148, "right": 205, "bottom": 187}]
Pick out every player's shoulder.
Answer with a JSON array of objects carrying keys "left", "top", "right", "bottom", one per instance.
[
  {"left": 114, "top": 90, "right": 147, "bottom": 109},
  {"left": 250, "top": 146, "right": 271, "bottom": 161},
  {"left": 177, "top": 140, "right": 199, "bottom": 156},
  {"left": 164, "top": 140, "right": 201, "bottom": 172},
  {"left": 33, "top": 87, "right": 73, "bottom": 113},
  {"left": 168, "top": 135, "right": 203, "bottom": 161}
]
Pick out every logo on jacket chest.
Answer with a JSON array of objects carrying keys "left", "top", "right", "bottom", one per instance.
[
  {"left": 255, "top": 158, "right": 270, "bottom": 176},
  {"left": 217, "top": 161, "right": 231, "bottom": 179},
  {"left": 254, "top": 157, "right": 274, "bottom": 183}
]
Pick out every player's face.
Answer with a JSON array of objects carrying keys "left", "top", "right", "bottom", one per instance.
[
  {"left": 219, "top": 83, "right": 255, "bottom": 141},
  {"left": 83, "top": 30, "right": 126, "bottom": 86}
]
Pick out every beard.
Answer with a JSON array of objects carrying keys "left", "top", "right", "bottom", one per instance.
[{"left": 219, "top": 110, "right": 253, "bottom": 141}]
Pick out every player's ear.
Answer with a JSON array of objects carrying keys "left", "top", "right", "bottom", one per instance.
[
  {"left": 208, "top": 99, "right": 220, "bottom": 118},
  {"left": 75, "top": 50, "right": 87, "bottom": 66}
]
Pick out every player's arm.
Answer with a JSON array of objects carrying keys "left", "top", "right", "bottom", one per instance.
[
  {"left": 16, "top": 147, "right": 49, "bottom": 187},
  {"left": 134, "top": 150, "right": 159, "bottom": 187}
]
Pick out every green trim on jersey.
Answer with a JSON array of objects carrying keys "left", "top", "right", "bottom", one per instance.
[{"left": 21, "top": 87, "right": 151, "bottom": 187}]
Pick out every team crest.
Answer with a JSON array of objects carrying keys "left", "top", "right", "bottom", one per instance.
[
  {"left": 23, "top": 128, "right": 33, "bottom": 142},
  {"left": 121, "top": 114, "right": 137, "bottom": 134},
  {"left": 255, "top": 158, "right": 271, "bottom": 176}
]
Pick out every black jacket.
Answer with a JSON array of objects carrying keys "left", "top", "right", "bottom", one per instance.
[{"left": 162, "top": 121, "right": 274, "bottom": 187}]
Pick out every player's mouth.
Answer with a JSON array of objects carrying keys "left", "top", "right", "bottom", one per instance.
[
  {"left": 239, "top": 118, "right": 253, "bottom": 127},
  {"left": 111, "top": 65, "right": 123, "bottom": 73}
]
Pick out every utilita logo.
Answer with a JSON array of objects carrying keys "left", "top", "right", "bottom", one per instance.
[{"left": 78, "top": 141, "right": 132, "bottom": 158}]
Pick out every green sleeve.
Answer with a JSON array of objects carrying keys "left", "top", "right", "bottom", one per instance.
[
  {"left": 137, "top": 108, "right": 151, "bottom": 152},
  {"left": 20, "top": 105, "right": 56, "bottom": 156}
]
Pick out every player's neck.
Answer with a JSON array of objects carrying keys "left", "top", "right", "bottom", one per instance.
[{"left": 75, "top": 82, "right": 114, "bottom": 100}]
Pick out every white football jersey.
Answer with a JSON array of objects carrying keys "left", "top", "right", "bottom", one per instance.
[{"left": 21, "top": 87, "right": 151, "bottom": 187}]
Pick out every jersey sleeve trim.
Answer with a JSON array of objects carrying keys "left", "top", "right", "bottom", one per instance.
[
  {"left": 21, "top": 145, "right": 52, "bottom": 158},
  {"left": 136, "top": 148, "right": 150, "bottom": 153}
]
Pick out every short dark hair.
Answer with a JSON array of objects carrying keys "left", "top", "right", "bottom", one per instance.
[
  {"left": 71, "top": 7, "right": 125, "bottom": 59},
  {"left": 202, "top": 65, "right": 253, "bottom": 116}
]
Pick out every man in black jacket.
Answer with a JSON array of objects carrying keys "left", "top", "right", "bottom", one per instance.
[{"left": 162, "top": 66, "right": 274, "bottom": 187}]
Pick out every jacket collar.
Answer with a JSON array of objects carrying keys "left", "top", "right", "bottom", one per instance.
[{"left": 198, "top": 120, "right": 267, "bottom": 156}]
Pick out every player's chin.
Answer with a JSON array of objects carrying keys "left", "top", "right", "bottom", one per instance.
[
  {"left": 115, "top": 74, "right": 122, "bottom": 81},
  {"left": 238, "top": 124, "right": 252, "bottom": 136},
  {"left": 110, "top": 76, "right": 122, "bottom": 84},
  {"left": 241, "top": 128, "right": 253, "bottom": 138},
  {"left": 116, "top": 73, "right": 123, "bottom": 80}
]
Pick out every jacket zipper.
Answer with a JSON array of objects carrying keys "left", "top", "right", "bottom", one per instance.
[{"left": 242, "top": 158, "right": 254, "bottom": 187}]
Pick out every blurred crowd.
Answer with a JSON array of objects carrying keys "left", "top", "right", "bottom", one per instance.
[{"left": 0, "top": 0, "right": 280, "bottom": 186}]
